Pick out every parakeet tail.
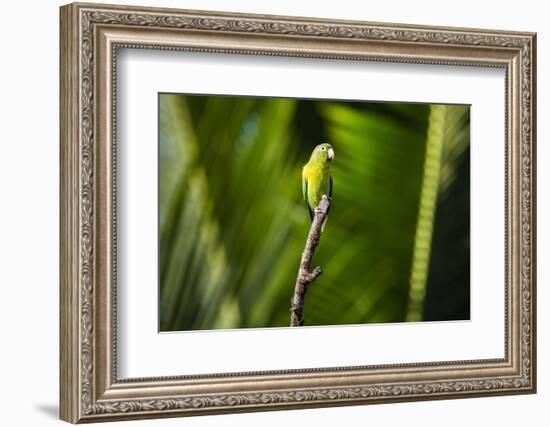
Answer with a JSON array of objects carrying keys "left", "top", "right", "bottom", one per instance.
[{"left": 321, "top": 216, "right": 328, "bottom": 232}]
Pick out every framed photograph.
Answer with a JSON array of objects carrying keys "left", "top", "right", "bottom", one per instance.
[{"left": 60, "top": 2, "right": 537, "bottom": 423}]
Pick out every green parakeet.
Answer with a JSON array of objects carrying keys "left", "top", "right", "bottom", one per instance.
[{"left": 302, "top": 143, "right": 334, "bottom": 221}]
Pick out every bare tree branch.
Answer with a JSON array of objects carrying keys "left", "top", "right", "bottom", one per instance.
[{"left": 290, "top": 195, "right": 331, "bottom": 326}]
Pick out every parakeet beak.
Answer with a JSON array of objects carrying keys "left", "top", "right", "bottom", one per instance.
[{"left": 327, "top": 147, "right": 335, "bottom": 161}]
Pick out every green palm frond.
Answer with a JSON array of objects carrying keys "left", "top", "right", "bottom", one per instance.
[{"left": 406, "top": 104, "right": 470, "bottom": 321}]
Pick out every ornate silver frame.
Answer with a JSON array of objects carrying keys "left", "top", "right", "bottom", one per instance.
[{"left": 60, "top": 2, "right": 537, "bottom": 423}]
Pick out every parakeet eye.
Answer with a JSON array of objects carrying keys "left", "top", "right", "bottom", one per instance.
[{"left": 320, "top": 146, "right": 326, "bottom": 151}]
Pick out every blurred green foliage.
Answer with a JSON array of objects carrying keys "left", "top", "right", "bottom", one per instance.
[{"left": 159, "top": 93, "right": 470, "bottom": 331}]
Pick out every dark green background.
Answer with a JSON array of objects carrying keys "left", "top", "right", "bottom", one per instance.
[{"left": 159, "top": 94, "right": 470, "bottom": 331}]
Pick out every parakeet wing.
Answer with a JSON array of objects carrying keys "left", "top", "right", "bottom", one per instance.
[{"left": 302, "top": 175, "right": 314, "bottom": 221}]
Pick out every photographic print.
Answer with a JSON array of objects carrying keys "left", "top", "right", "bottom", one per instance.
[{"left": 159, "top": 93, "right": 470, "bottom": 332}]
